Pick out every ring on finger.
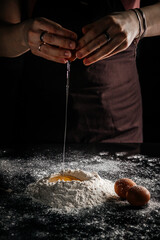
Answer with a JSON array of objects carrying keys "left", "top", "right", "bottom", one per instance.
[
  {"left": 104, "top": 31, "right": 111, "bottom": 42},
  {"left": 40, "top": 31, "right": 46, "bottom": 42}
]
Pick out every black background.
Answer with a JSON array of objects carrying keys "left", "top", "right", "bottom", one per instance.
[
  {"left": 137, "top": 0, "right": 160, "bottom": 142},
  {"left": 137, "top": 36, "right": 160, "bottom": 142}
]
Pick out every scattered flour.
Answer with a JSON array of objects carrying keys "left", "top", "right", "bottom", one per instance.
[{"left": 26, "top": 169, "right": 117, "bottom": 213}]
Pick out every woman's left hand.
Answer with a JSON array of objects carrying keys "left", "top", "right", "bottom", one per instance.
[{"left": 76, "top": 10, "right": 139, "bottom": 65}]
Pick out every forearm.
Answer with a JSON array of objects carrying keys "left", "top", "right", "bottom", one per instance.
[
  {"left": 0, "top": 20, "right": 30, "bottom": 57},
  {"left": 142, "top": 2, "right": 160, "bottom": 37}
]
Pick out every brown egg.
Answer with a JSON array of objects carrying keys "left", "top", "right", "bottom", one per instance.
[
  {"left": 126, "top": 185, "right": 150, "bottom": 206},
  {"left": 114, "top": 178, "right": 136, "bottom": 199}
]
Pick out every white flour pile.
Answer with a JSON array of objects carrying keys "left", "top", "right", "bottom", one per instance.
[{"left": 27, "top": 169, "right": 117, "bottom": 213}]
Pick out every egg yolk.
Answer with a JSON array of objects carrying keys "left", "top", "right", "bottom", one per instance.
[{"left": 48, "top": 175, "right": 81, "bottom": 182}]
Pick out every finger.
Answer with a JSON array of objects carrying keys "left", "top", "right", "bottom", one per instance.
[
  {"left": 77, "top": 28, "right": 100, "bottom": 51},
  {"left": 34, "top": 17, "right": 78, "bottom": 40},
  {"left": 28, "top": 29, "right": 42, "bottom": 47},
  {"left": 100, "top": 41, "right": 128, "bottom": 60},
  {"left": 77, "top": 27, "right": 103, "bottom": 51},
  {"left": 41, "top": 43, "right": 72, "bottom": 58},
  {"left": 31, "top": 43, "right": 72, "bottom": 59},
  {"left": 28, "top": 29, "right": 76, "bottom": 52},
  {"left": 83, "top": 33, "right": 126, "bottom": 65},
  {"left": 38, "top": 52, "right": 68, "bottom": 64},
  {"left": 82, "top": 23, "right": 93, "bottom": 34},
  {"left": 42, "top": 32, "right": 76, "bottom": 50},
  {"left": 76, "top": 33, "right": 109, "bottom": 59},
  {"left": 32, "top": 46, "right": 68, "bottom": 64},
  {"left": 77, "top": 17, "right": 109, "bottom": 50}
]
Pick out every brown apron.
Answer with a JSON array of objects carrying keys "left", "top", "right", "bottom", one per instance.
[{"left": 22, "top": 0, "right": 142, "bottom": 143}]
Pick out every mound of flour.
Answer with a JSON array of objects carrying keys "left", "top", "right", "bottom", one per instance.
[{"left": 27, "top": 169, "right": 117, "bottom": 213}]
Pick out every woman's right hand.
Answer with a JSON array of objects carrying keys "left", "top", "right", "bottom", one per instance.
[{"left": 24, "top": 17, "right": 77, "bottom": 63}]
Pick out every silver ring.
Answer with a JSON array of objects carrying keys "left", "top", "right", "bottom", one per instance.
[
  {"left": 40, "top": 31, "right": 46, "bottom": 42},
  {"left": 104, "top": 31, "right": 111, "bottom": 42},
  {"left": 38, "top": 42, "right": 44, "bottom": 51}
]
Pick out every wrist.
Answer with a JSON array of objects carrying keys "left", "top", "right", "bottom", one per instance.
[
  {"left": 140, "top": 3, "right": 160, "bottom": 37},
  {"left": 0, "top": 21, "right": 31, "bottom": 57},
  {"left": 127, "top": 9, "right": 140, "bottom": 40},
  {"left": 129, "top": 8, "right": 147, "bottom": 41},
  {"left": 135, "top": 8, "right": 147, "bottom": 38}
]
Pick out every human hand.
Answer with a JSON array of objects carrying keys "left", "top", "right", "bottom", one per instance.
[
  {"left": 24, "top": 17, "right": 77, "bottom": 63},
  {"left": 76, "top": 11, "right": 139, "bottom": 65}
]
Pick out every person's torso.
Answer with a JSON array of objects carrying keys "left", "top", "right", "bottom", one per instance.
[{"left": 21, "top": 0, "right": 142, "bottom": 143}]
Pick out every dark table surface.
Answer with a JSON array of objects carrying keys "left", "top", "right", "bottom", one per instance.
[{"left": 0, "top": 143, "right": 160, "bottom": 240}]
